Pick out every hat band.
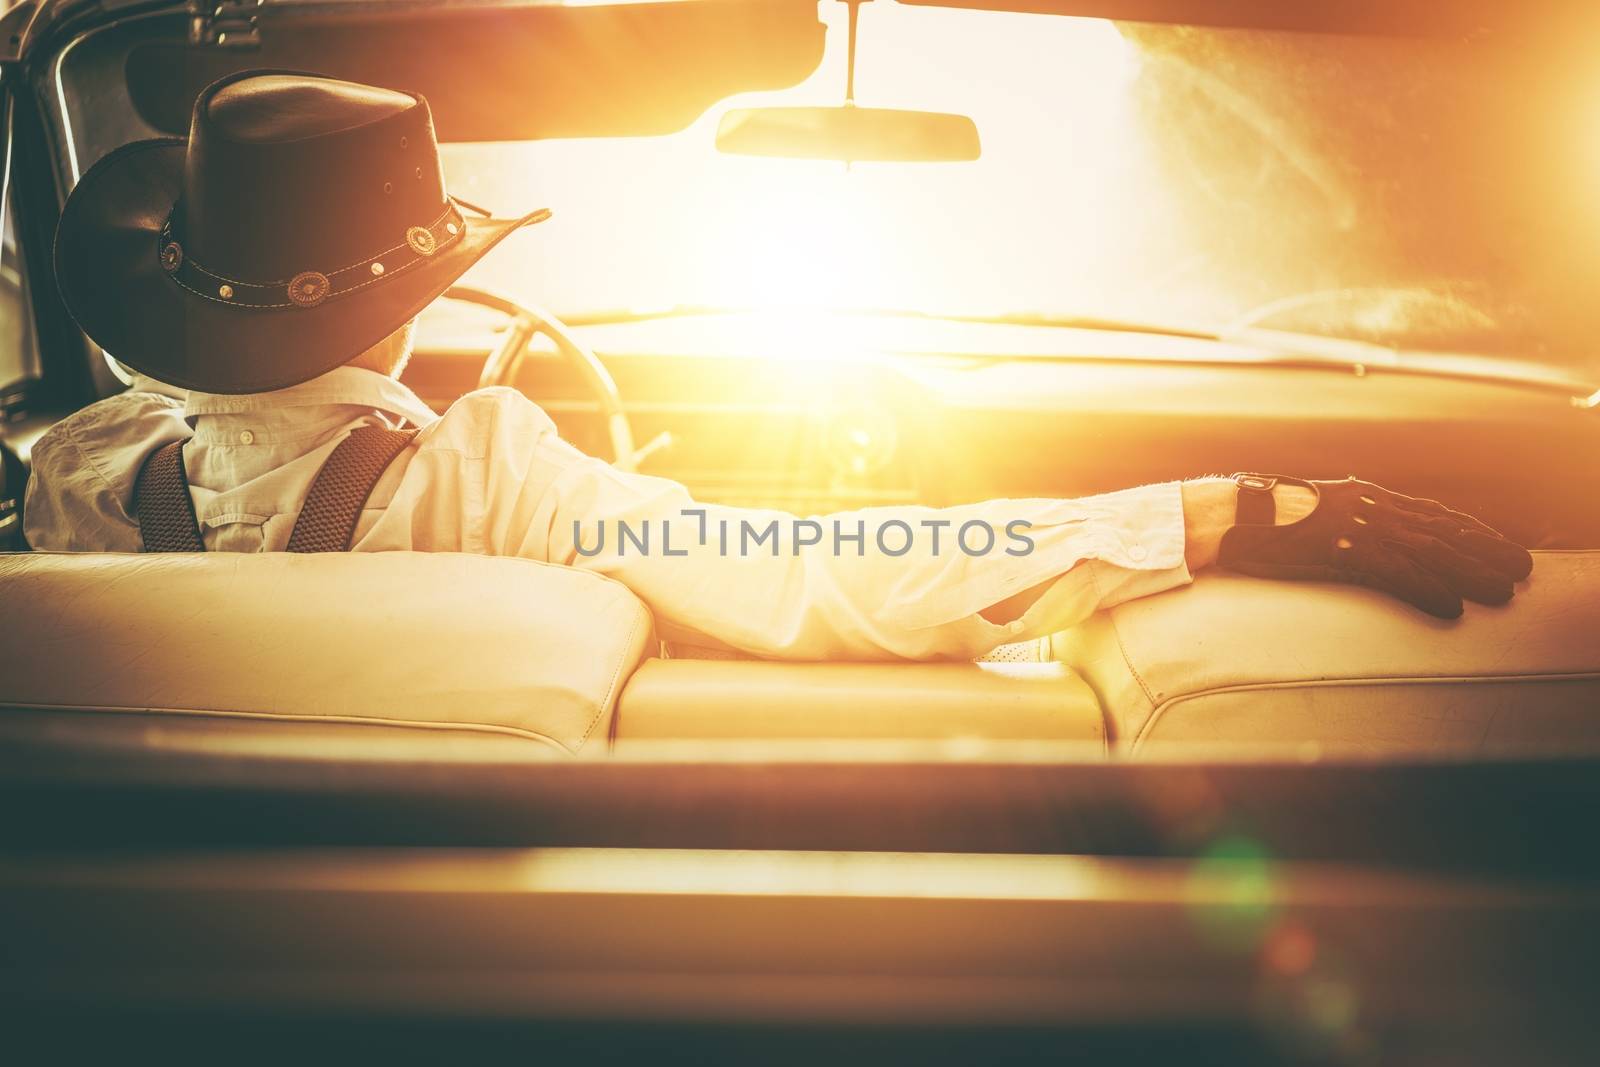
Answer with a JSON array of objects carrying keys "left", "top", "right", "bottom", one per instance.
[{"left": 157, "top": 202, "right": 466, "bottom": 310}]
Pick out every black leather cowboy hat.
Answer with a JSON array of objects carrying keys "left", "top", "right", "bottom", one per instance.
[{"left": 55, "top": 70, "right": 550, "bottom": 394}]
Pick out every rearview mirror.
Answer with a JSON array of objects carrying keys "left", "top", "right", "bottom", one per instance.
[{"left": 716, "top": 106, "right": 981, "bottom": 162}]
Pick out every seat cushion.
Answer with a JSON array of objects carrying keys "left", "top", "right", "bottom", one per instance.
[
  {"left": 613, "top": 658, "right": 1105, "bottom": 747},
  {"left": 0, "top": 551, "right": 653, "bottom": 754},
  {"left": 1051, "top": 550, "right": 1600, "bottom": 754}
]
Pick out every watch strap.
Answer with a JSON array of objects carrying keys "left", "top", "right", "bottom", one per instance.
[{"left": 1233, "top": 473, "right": 1279, "bottom": 525}]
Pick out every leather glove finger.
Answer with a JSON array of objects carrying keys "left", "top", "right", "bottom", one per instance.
[
  {"left": 1385, "top": 492, "right": 1533, "bottom": 580},
  {"left": 1385, "top": 488, "right": 1508, "bottom": 538},
  {"left": 1445, "top": 527, "right": 1534, "bottom": 582},
  {"left": 1349, "top": 539, "right": 1464, "bottom": 619},
  {"left": 1384, "top": 529, "right": 1515, "bottom": 606}
]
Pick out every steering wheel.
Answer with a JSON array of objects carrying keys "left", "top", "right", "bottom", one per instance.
[{"left": 443, "top": 285, "right": 645, "bottom": 471}]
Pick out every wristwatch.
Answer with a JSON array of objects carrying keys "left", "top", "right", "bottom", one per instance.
[{"left": 1232, "top": 472, "right": 1283, "bottom": 526}]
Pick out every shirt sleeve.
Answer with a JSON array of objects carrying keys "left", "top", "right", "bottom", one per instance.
[
  {"left": 23, "top": 391, "right": 188, "bottom": 553},
  {"left": 469, "top": 389, "right": 1191, "bottom": 661}
]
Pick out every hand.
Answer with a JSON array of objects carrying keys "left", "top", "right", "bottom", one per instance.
[{"left": 1216, "top": 476, "right": 1533, "bottom": 619}]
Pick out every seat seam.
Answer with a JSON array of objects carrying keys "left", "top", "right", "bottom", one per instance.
[
  {"left": 1131, "top": 670, "right": 1600, "bottom": 752},
  {"left": 584, "top": 605, "right": 649, "bottom": 751},
  {"left": 1089, "top": 561, "right": 1157, "bottom": 738},
  {"left": 0, "top": 700, "right": 574, "bottom": 753}
]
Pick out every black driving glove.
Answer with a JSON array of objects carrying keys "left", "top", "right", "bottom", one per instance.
[{"left": 1216, "top": 475, "right": 1534, "bottom": 619}]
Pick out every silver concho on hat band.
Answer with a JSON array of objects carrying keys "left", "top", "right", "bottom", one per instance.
[
  {"left": 156, "top": 200, "right": 477, "bottom": 309},
  {"left": 406, "top": 226, "right": 437, "bottom": 257},
  {"left": 286, "top": 270, "right": 331, "bottom": 308}
]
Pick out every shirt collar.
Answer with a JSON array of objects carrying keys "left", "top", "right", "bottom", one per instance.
[{"left": 181, "top": 366, "right": 439, "bottom": 429}]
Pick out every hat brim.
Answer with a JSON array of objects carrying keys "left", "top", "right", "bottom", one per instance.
[{"left": 55, "top": 138, "right": 549, "bottom": 394}]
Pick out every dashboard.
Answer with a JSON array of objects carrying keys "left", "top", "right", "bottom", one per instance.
[{"left": 406, "top": 318, "right": 1600, "bottom": 550}]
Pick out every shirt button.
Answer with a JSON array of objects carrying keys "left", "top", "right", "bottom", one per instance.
[
  {"left": 1127, "top": 544, "right": 1148, "bottom": 562},
  {"left": 238, "top": 430, "right": 255, "bottom": 445}
]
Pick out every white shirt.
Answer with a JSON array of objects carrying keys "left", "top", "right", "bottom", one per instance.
[{"left": 23, "top": 366, "right": 1192, "bottom": 660}]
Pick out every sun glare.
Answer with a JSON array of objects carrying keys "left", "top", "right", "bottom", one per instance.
[
  {"left": 676, "top": 7, "right": 1140, "bottom": 312},
  {"left": 447, "top": 6, "right": 1144, "bottom": 317}
]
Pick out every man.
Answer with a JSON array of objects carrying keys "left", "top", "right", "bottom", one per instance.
[{"left": 24, "top": 72, "right": 1533, "bottom": 660}]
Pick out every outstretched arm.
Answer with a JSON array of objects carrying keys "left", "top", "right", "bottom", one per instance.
[
  {"left": 477, "top": 393, "right": 1199, "bottom": 659},
  {"left": 471, "top": 392, "right": 1529, "bottom": 658},
  {"left": 983, "top": 477, "right": 1320, "bottom": 625}
]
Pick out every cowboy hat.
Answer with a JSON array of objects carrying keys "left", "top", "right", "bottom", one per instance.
[{"left": 55, "top": 70, "right": 550, "bottom": 394}]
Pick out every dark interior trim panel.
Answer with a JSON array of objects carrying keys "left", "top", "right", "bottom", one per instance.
[{"left": 3, "top": 711, "right": 1597, "bottom": 877}]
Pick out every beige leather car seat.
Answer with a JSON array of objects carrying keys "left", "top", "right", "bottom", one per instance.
[
  {"left": 0, "top": 551, "right": 1107, "bottom": 755},
  {"left": 1, "top": 551, "right": 653, "bottom": 754},
  {"left": 9, "top": 549, "right": 1593, "bottom": 758},
  {"left": 1052, "top": 550, "right": 1600, "bottom": 755}
]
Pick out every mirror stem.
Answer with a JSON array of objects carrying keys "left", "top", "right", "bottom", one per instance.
[{"left": 842, "top": 0, "right": 872, "bottom": 105}]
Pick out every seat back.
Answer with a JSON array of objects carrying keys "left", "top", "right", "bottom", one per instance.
[
  {"left": 0, "top": 551, "right": 654, "bottom": 754},
  {"left": 1053, "top": 550, "right": 1600, "bottom": 755}
]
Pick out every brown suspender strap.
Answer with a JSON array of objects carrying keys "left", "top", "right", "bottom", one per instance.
[
  {"left": 135, "top": 440, "right": 205, "bottom": 553},
  {"left": 286, "top": 425, "right": 417, "bottom": 553},
  {"left": 136, "top": 426, "right": 414, "bottom": 554}
]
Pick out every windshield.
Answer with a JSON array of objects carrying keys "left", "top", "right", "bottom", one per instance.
[{"left": 442, "top": 5, "right": 1600, "bottom": 372}]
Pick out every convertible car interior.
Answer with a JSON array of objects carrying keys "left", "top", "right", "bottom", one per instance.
[{"left": 2, "top": 0, "right": 1599, "bottom": 1061}]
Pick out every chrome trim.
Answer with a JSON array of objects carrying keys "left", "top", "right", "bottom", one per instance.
[
  {"left": 48, "top": 13, "right": 83, "bottom": 184},
  {"left": 52, "top": 8, "right": 188, "bottom": 182},
  {"left": 1, "top": 94, "right": 13, "bottom": 260}
]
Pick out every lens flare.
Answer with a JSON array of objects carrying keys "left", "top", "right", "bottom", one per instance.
[{"left": 1185, "top": 834, "right": 1277, "bottom": 950}]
